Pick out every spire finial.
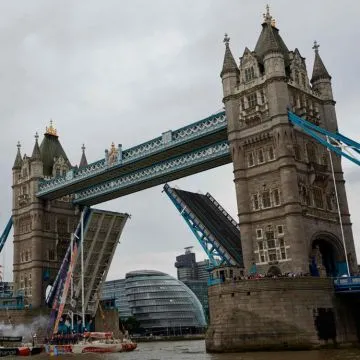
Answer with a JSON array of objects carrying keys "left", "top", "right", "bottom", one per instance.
[
  {"left": 82, "top": 144, "right": 86, "bottom": 153},
  {"left": 17, "top": 141, "right": 21, "bottom": 151},
  {"left": 263, "top": 4, "right": 275, "bottom": 26},
  {"left": 223, "top": 33, "right": 230, "bottom": 46},
  {"left": 45, "top": 119, "right": 57, "bottom": 136},
  {"left": 35, "top": 132, "right": 39, "bottom": 142},
  {"left": 312, "top": 40, "right": 320, "bottom": 53}
]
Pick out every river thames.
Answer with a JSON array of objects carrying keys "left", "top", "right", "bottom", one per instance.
[{"left": 29, "top": 340, "right": 360, "bottom": 359}]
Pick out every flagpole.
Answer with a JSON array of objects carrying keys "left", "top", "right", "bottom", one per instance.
[
  {"left": 70, "top": 233, "right": 74, "bottom": 331},
  {"left": 327, "top": 136, "right": 350, "bottom": 276},
  {"left": 81, "top": 210, "right": 85, "bottom": 331}
]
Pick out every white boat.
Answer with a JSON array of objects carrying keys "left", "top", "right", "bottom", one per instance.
[
  {"left": 45, "top": 332, "right": 137, "bottom": 355},
  {"left": 72, "top": 332, "right": 137, "bottom": 354}
]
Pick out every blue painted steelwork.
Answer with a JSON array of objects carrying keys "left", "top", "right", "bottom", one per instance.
[
  {"left": 163, "top": 184, "right": 234, "bottom": 268},
  {"left": 73, "top": 140, "right": 230, "bottom": 205},
  {"left": 37, "top": 111, "right": 226, "bottom": 197},
  {"left": 0, "top": 217, "right": 12, "bottom": 254},
  {"left": 288, "top": 111, "right": 360, "bottom": 166},
  {"left": 334, "top": 276, "right": 360, "bottom": 293},
  {"left": 207, "top": 278, "right": 224, "bottom": 287}
]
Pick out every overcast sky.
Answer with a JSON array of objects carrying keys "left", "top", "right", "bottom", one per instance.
[{"left": 0, "top": 0, "right": 359, "bottom": 281}]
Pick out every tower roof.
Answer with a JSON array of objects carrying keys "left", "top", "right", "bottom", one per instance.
[
  {"left": 254, "top": 5, "right": 289, "bottom": 65},
  {"left": 12, "top": 142, "right": 23, "bottom": 170},
  {"left": 40, "top": 121, "right": 71, "bottom": 176},
  {"left": 311, "top": 41, "right": 331, "bottom": 83},
  {"left": 220, "top": 33, "right": 239, "bottom": 77},
  {"left": 79, "top": 144, "right": 88, "bottom": 168},
  {"left": 31, "top": 132, "right": 41, "bottom": 161}
]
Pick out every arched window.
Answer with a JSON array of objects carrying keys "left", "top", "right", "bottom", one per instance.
[{"left": 306, "top": 143, "right": 317, "bottom": 163}]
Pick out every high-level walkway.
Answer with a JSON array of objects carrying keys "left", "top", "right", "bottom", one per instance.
[{"left": 37, "top": 112, "right": 228, "bottom": 204}]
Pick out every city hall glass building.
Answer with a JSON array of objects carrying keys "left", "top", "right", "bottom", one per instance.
[{"left": 102, "top": 270, "right": 206, "bottom": 335}]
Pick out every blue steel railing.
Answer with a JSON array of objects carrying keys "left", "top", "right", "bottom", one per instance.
[
  {"left": 0, "top": 217, "right": 12, "bottom": 254},
  {"left": 333, "top": 276, "right": 360, "bottom": 293}
]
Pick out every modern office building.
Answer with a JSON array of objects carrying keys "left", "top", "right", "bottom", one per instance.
[
  {"left": 175, "top": 247, "right": 210, "bottom": 281},
  {"left": 125, "top": 270, "right": 206, "bottom": 335},
  {"left": 174, "top": 248, "right": 210, "bottom": 319},
  {"left": 101, "top": 279, "right": 131, "bottom": 319},
  {"left": 101, "top": 270, "right": 206, "bottom": 335}
]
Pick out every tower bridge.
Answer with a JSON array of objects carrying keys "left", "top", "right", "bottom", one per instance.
[{"left": 5, "top": 5, "right": 360, "bottom": 350}]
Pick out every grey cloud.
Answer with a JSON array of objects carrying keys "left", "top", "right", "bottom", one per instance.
[{"left": 0, "top": 0, "right": 360, "bottom": 280}]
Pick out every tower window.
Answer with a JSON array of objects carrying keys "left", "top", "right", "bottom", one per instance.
[
  {"left": 326, "top": 194, "right": 333, "bottom": 211},
  {"left": 244, "top": 66, "right": 255, "bottom": 82},
  {"left": 268, "top": 146, "right": 275, "bottom": 161},
  {"left": 277, "top": 225, "right": 284, "bottom": 236},
  {"left": 306, "top": 143, "right": 317, "bottom": 163},
  {"left": 272, "top": 189, "right": 280, "bottom": 206},
  {"left": 247, "top": 152, "right": 255, "bottom": 167},
  {"left": 240, "top": 97, "right": 245, "bottom": 110},
  {"left": 257, "top": 148, "right": 265, "bottom": 164},
  {"left": 247, "top": 93, "right": 257, "bottom": 108},
  {"left": 262, "top": 190, "right": 271, "bottom": 209},
  {"left": 252, "top": 194, "right": 260, "bottom": 210},
  {"left": 268, "top": 250, "right": 277, "bottom": 261},
  {"left": 294, "top": 144, "right": 301, "bottom": 161},
  {"left": 312, "top": 187, "right": 324, "bottom": 209},
  {"left": 256, "top": 229, "right": 263, "bottom": 239},
  {"left": 260, "top": 90, "right": 266, "bottom": 104}
]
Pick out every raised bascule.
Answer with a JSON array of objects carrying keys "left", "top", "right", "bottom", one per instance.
[{"left": 2, "top": 5, "right": 360, "bottom": 352}]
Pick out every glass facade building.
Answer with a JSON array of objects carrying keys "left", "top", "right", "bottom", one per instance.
[
  {"left": 101, "top": 279, "right": 132, "bottom": 319},
  {"left": 125, "top": 270, "right": 206, "bottom": 335},
  {"left": 101, "top": 271, "right": 206, "bottom": 335}
]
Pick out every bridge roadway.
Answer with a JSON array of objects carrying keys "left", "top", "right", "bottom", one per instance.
[
  {"left": 36, "top": 111, "right": 228, "bottom": 204},
  {"left": 167, "top": 185, "right": 243, "bottom": 267}
]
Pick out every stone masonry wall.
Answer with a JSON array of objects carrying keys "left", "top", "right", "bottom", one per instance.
[{"left": 206, "top": 278, "right": 359, "bottom": 352}]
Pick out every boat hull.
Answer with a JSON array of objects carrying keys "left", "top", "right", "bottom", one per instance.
[{"left": 45, "top": 342, "right": 137, "bottom": 355}]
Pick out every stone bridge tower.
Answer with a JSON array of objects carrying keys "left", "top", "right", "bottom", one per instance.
[
  {"left": 221, "top": 7, "right": 357, "bottom": 276},
  {"left": 11, "top": 123, "right": 85, "bottom": 308}
]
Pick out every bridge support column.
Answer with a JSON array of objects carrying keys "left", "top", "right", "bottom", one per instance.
[{"left": 206, "top": 278, "right": 359, "bottom": 352}]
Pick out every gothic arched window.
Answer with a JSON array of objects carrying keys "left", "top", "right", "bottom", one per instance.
[{"left": 306, "top": 143, "right": 317, "bottom": 163}]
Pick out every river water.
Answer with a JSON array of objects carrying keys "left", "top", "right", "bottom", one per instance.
[{"left": 29, "top": 340, "right": 360, "bottom": 359}]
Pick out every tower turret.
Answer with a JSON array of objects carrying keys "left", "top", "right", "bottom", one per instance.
[
  {"left": 30, "top": 132, "right": 43, "bottom": 179},
  {"left": 79, "top": 144, "right": 88, "bottom": 168},
  {"left": 310, "top": 41, "right": 333, "bottom": 100},
  {"left": 12, "top": 141, "right": 23, "bottom": 171},
  {"left": 254, "top": 6, "right": 289, "bottom": 117},
  {"left": 254, "top": 5, "right": 289, "bottom": 78},
  {"left": 220, "top": 33, "right": 239, "bottom": 98}
]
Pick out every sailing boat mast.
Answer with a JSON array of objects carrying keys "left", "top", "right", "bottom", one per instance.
[{"left": 81, "top": 210, "right": 85, "bottom": 331}]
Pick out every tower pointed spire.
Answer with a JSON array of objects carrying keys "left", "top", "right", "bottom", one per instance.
[
  {"left": 220, "top": 33, "right": 239, "bottom": 77},
  {"left": 79, "top": 144, "right": 88, "bottom": 168},
  {"left": 311, "top": 41, "right": 331, "bottom": 83},
  {"left": 254, "top": 5, "right": 289, "bottom": 65},
  {"left": 31, "top": 132, "right": 41, "bottom": 161},
  {"left": 12, "top": 141, "right": 23, "bottom": 170}
]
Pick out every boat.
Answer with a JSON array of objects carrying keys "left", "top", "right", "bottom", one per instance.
[
  {"left": 72, "top": 332, "right": 137, "bottom": 354},
  {"left": 0, "top": 335, "right": 44, "bottom": 357},
  {"left": 45, "top": 332, "right": 137, "bottom": 355},
  {"left": 0, "top": 346, "right": 44, "bottom": 357}
]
